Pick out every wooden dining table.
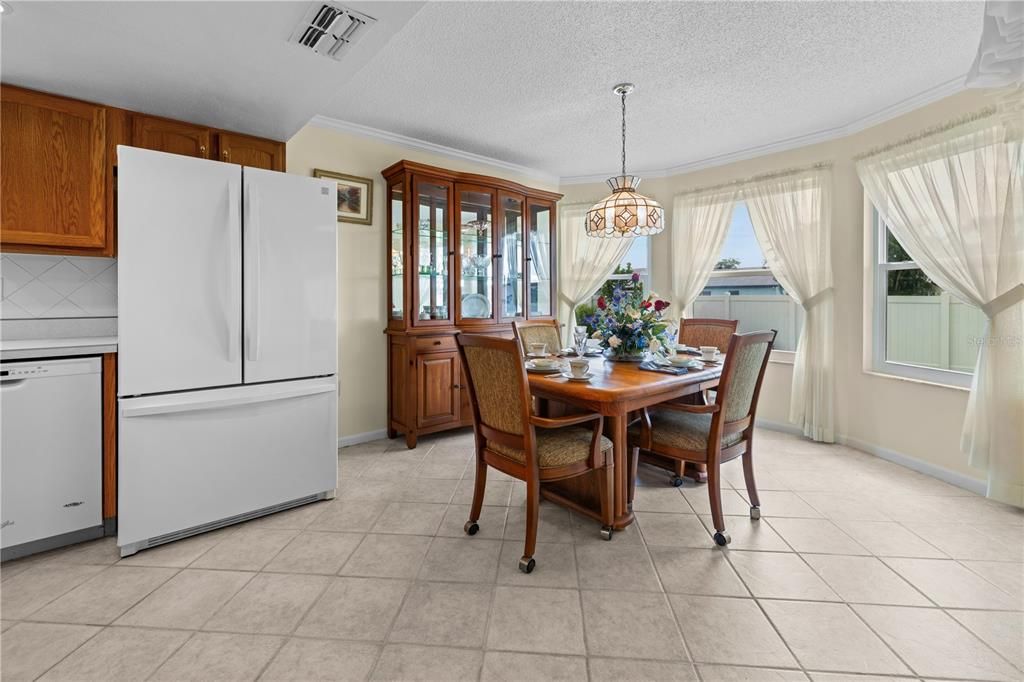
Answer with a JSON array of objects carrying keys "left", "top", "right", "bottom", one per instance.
[{"left": 528, "top": 355, "right": 722, "bottom": 530}]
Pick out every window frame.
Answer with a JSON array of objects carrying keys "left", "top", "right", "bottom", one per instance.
[{"left": 867, "top": 205, "right": 973, "bottom": 389}]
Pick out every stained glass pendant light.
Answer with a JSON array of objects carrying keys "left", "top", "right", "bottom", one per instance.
[{"left": 585, "top": 83, "right": 664, "bottom": 237}]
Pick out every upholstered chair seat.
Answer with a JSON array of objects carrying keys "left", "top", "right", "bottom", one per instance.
[
  {"left": 628, "top": 410, "right": 743, "bottom": 452},
  {"left": 492, "top": 428, "right": 613, "bottom": 468}
]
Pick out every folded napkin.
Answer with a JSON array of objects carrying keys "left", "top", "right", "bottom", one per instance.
[{"left": 639, "top": 361, "right": 688, "bottom": 375}]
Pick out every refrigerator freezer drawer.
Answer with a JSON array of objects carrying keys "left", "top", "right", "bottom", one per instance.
[{"left": 117, "top": 377, "right": 338, "bottom": 555}]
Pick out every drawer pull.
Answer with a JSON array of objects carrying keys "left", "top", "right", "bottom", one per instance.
[{"left": 433, "top": 340, "right": 442, "bottom": 345}]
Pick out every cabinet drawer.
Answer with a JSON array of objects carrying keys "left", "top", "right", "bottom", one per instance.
[{"left": 415, "top": 336, "right": 457, "bottom": 353}]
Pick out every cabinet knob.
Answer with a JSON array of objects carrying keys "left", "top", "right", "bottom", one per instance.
[
  {"left": 448, "top": 251, "right": 455, "bottom": 257},
  {"left": 200, "top": 145, "right": 207, "bottom": 157},
  {"left": 222, "top": 150, "right": 230, "bottom": 160}
]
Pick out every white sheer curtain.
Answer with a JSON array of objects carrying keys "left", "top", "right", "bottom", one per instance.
[
  {"left": 966, "top": 1, "right": 1024, "bottom": 88},
  {"left": 558, "top": 202, "right": 631, "bottom": 343},
  {"left": 670, "top": 188, "right": 738, "bottom": 313},
  {"left": 744, "top": 168, "right": 835, "bottom": 443},
  {"left": 857, "top": 107, "right": 1024, "bottom": 506}
]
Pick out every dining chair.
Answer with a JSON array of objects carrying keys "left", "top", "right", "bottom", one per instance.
[
  {"left": 456, "top": 333, "right": 615, "bottom": 573},
  {"left": 513, "top": 319, "right": 563, "bottom": 356},
  {"left": 629, "top": 330, "right": 777, "bottom": 546},
  {"left": 679, "top": 317, "right": 738, "bottom": 353}
]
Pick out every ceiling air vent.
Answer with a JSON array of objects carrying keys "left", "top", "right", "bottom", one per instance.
[{"left": 289, "top": 2, "right": 376, "bottom": 61}]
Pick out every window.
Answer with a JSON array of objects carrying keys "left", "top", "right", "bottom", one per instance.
[
  {"left": 870, "top": 209, "right": 985, "bottom": 387},
  {"left": 577, "top": 237, "right": 650, "bottom": 328},
  {"left": 690, "top": 202, "right": 804, "bottom": 352}
]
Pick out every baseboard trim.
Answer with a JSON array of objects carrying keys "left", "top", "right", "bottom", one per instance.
[
  {"left": 338, "top": 429, "right": 388, "bottom": 449},
  {"left": 755, "top": 418, "right": 987, "bottom": 496}
]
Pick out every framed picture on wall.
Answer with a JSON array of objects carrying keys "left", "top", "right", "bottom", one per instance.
[{"left": 314, "top": 169, "right": 373, "bottom": 225}]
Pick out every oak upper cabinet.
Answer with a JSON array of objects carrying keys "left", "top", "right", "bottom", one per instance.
[
  {"left": 131, "top": 114, "right": 210, "bottom": 159},
  {"left": 383, "top": 160, "right": 562, "bottom": 448},
  {"left": 1, "top": 85, "right": 109, "bottom": 253},
  {"left": 216, "top": 132, "right": 285, "bottom": 171}
]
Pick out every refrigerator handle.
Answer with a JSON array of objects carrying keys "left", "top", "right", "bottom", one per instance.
[
  {"left": 227, "top": 180, "right": 241, "bottom": 363},
  {"left": 245, "top": 184, "right": 262, "bottom": 362}
]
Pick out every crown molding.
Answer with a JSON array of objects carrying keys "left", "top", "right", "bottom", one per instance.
[
  {"left": 307, "top": 114, "right": 560, "bottom": 185},
  {"left": 558, "top": 74, "right": 969, "bottom": 185},
  {"left": 309, "top": 74, "right": 967, "bottom": 189}
]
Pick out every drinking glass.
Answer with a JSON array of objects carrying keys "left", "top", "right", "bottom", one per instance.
[
  {"left": 573, "top": 325, "right": 588, "bottom": 356},
  {"left": 664, "top": 325, "right": 679, "bottom": 356}
]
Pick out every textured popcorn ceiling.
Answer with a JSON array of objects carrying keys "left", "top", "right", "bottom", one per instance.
[
  {"left": 1, "top": 1, "right": 983, "bottom": 178},
  {"left": 319, "top": 1, "right": 983, "bottom": 178}
]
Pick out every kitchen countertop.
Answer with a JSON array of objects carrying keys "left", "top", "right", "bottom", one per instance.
[{"left": 1, "top": 336, "right": 118, "bottom": 361}]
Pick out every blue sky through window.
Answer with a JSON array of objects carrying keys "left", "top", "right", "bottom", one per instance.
[{"left": 719, "top": 202, "right": 766, "bottom": 269}]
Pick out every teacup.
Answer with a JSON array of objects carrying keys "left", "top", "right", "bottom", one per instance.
[
  {"left": 699, "top": 346, "right": 720, "bottom": 361},
  {"left": 667, "top": 355, "right": 690, "bottom": 367},
  {"left": 531, "top": 357, "right": 558, "bottom": 368},
  {"left": 528, "top": 342, "right": 547, "bottom": 356},
  {"left": 568, "top": 357, "right": 590, "bottom": 377}
]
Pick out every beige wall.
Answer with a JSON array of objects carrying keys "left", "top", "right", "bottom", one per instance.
[
  {"left": 286, "top": 126, "right": 558, "bottom": 441},
  {"left": 559, "top": 89, "right": 997, "bottom": 485}
]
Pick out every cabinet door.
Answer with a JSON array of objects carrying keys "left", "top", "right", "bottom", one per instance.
[
  {"left": 527, "top": 200, "right": 556, "bottom": 318},
  {"left": 412, "top": 178, "right": 454, "bottom": 326},
  {"left": 217, "top": 132, "right": 285, "bottom": 171},
  {"left": 498, "top": 192, "right": 525, "bottom": 321},
  {"left": 132, "top": 114, "right": 210, "bottom": 159},
  {"left": 455, "top": 185, "right": 497, "bottom": 325},
  {"left": 1, "top": 86, "right": 107, "bottom": 250},
  {"left": 416, "top": 351, "right": 460, "bottom": 428}
]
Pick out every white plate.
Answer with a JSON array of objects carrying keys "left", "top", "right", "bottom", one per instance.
[
  {"left": 526, "top": 352, "right": 550, "bottom": 358},
  {"left": 525, "top": 361, "right": 561, "bottom": 373},
  {"left": 461, "top": 293, "right": 490, "bottom": 318},
  {"left": 561, "top": 372, "right": 592, "bottom": 382}
]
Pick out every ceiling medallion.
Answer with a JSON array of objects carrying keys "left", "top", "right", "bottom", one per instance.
[{"left": 585, "top": 83, "right": 664, "bottom": 238}]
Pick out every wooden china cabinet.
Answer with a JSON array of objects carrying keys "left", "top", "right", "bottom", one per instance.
[{"left": 383, "top": 160, "right": 562, "bottom": 448}]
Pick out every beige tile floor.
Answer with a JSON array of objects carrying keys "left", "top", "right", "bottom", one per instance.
[{"left": 2, "top": 428, "right": 1022, "bottom": 681}]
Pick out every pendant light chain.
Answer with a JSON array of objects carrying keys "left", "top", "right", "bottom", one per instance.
[{"left": 620, "top": 89, "right": 627, "bottom": 177}]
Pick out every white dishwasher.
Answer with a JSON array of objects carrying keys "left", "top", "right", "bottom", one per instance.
[{"left": 1, "top": 357, "right": 103, "bottom": 560}]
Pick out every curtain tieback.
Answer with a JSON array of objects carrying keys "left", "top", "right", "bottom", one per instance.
[
  {"left": 801, "top": 287, "right": 834, "bottom": 311},
  {"left": 981, "top": 283, "right": 1024, "bottom": 318}
]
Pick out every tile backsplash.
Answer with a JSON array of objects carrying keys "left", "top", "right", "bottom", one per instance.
[{"left": 1, "top": 254, "right": 117, "bottom": 319}]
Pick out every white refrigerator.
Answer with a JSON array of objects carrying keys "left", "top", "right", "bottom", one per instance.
[{"left": 116, "top": 146, "right": 338, "bottom": 557}]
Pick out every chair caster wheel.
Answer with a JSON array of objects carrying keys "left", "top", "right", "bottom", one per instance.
[
  {"left": 464, "top": 521, "right": 479, "bottom": 536},
  {"left": 670, "top": 476, "right": 685, "bottom": 487},
  {"left": 750, "top": 506, "right": 761, "bottom": 520},
  {"left": 518, "top": 556, "right": 536, "bottom": 574},
  {"left": 600, "top": 527, "right": 613, "bottom": 541},
  {"left": 713, "top": 531, "right": 731, "bottom": 546}
]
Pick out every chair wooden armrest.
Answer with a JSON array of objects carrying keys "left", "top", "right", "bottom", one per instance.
[{"left": 530, "top": 413, "right": 602, "bottom": 429}]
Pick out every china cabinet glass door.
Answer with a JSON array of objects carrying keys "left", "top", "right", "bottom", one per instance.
[
  {"left": 499, "top": 193, "right": 525, "bottom": 320},
  {"left": 456, "top": 186, "right": 495, "bottom": 323},
  {"left": 389, "top": 181, "right": 404, "bottom": 322},
  {"left": 527, "top": 200, "right": 554, "bottom": 318},
  {"left": 412, "top": 178, "right": 452, "bottom": 325}
]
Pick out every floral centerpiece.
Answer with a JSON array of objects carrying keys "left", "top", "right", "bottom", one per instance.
[{"left": 591, "top": 272, "right": 671, "bottom": 361}]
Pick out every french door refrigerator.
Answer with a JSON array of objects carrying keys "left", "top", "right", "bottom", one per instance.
[{"left": 116, "top": 146, "right": 337, "bottom": 557}]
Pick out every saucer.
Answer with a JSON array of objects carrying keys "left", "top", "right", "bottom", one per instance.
[
  {"left": 561, "top": 371, "right": 592, "bottom": 382},
  {"left": 527, "top": 352, "right": 550, "bottom": 359}
]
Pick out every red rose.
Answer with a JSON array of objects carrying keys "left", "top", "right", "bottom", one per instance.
[
  {"left": 597, "top": 296, "right": 606, "bottom": 310},
  {"left": 642, "top": 300, "right": 652, "bottom": 309},
  {"left": 654, "top": 299, "right": 668, "bottom": 312}
]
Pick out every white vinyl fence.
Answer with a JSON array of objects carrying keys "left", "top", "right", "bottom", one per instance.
[
  {"left": 691, "top": 293, "right": 985, "bottom": 371},
  {"left": 887, "top": 294, "right": 985, "bottom": 372},
  {"left": 691, "top": 295, "right": 804, "bottom": 351}
]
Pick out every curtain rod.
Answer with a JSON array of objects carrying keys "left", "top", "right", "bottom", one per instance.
[
  {"left": 674, "top": 161, "right": 833, "bottom": 198},
  {"left": 853, "top": 105, "right": 1002, "bottom": 161}
]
